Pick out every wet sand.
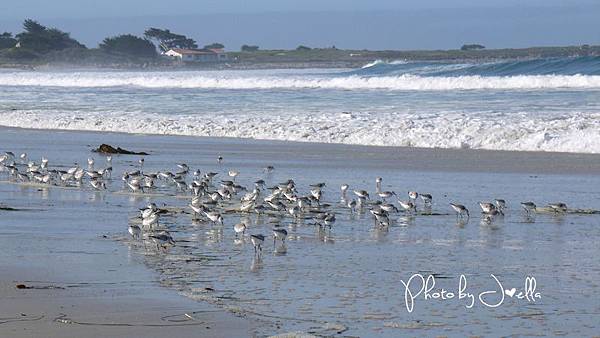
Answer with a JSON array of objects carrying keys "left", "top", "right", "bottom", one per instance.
[{"left": 1, "top": 126, "right": 600, "bottom": 337}]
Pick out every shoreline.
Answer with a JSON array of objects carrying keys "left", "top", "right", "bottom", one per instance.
[{"left": 2, "top": 125, "right": 600, "bottom": 175}]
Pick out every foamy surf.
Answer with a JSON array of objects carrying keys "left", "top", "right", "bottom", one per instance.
[
  {"left": 2, "top": 110, "right": 600, "bottom": 153},
  {"left": 1, "top": 71, "right": 600, "bottom": 91}
]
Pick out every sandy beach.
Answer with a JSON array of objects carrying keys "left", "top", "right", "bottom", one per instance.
[{"left": 1, "top": 126, "right": 600, "bottom": 336}]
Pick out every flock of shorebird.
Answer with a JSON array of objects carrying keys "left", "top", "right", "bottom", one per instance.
[{"left": 0, "top": 150, "right": 573, "bottom": 255}]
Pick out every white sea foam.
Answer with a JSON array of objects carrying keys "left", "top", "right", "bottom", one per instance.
[
  {"left": 2, "top": 109, "right": 600, "bottom": 153},
  {"left": 1, "top": 71, "right": 600, "bottom": 90}
]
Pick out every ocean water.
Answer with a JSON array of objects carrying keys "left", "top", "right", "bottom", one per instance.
[{"left": 1, "top": 56, "right": 600, "bottom": 153}]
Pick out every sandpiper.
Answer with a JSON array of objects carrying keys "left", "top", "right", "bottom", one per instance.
[
  {"left": 398, "top": 200, "right": 416, "bottom": 213},
  {"left": 521, "top": 201, "right": 536, "bottom": 214},
  {"left": 450, "top": 203, "right": 470, "bottom": 218},
  {"left": 272, "top": 228, "right": 288, "bottom": 246},
  {"left": 228, "top": 170, "right": 239, "bottom": 181},
  {"left": 353, "top": 190, "right": 370, "bottom": 201},
  {"left": 408, "top": 191, "right": 419, "bottom": 201},
  {"left": 494, "top": 199, "right": 506, "bottom": 212},
  {"left": 420, "top": 193, "right": 433, "bottom": 205},
  {"left": 378, "top": 191, "right": 395, "bottom": 201},
  {"left": 548, "top": 202, "right": 568, "bottom": 213},
  {"left": 340, "top": 184, "right": 349, "bottom": 200},
  {"left": 478, "top": 202, "right": 496, "bottom": 214},
  {"left": 234, "top": 222, "right": 247, "bottom": 238},
  {"left": 128, "top": 223, "right": 141, "bottom": 239},
  {"left": 250, "top": 234, "right": 265, "bottom": 253},
  {"left": 375, "top": 177, "right": 382, "bottom": 194},
  {"left": 347, "top": 199, "right": 357, "bottom": 213},
  {"left": 149, "top": 231, "right": 175, "bottom": 250},
  {"left": 204, "top": 211, "right": 224, "bottom": 225}
]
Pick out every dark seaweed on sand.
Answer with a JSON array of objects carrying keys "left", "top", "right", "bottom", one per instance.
[{"left": 92, "top": 144, "right": 149, "bottom": 155}]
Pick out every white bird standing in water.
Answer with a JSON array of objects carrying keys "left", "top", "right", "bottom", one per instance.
[
  {"left": 450, "top": 203, "right": 470, "bottom": 218},
  {"left": 340, "top": 184, "right": 349, "bottom": 200},
  {"left": 251, "top": 234, "right": 265, "bottom": 254},
  {"left": 408, "top": 191, "right": 419, "bottom": 201},
  {"left": 234, "top": 222, "right": 247, "bottom": 238},
  {"left": 548, "top": 202, "right": 567, "bottom": 213},
  {"left": 375, "top": 177, "right": 382, "bottom": 194},
  {"left": 272, "top": 228, "right": 288, "bottom": 247},
  {"left": 521, "top": 201, "right": 536, "bottom": 215},
  {"left": 128, "top": 223, "right": 141, "bottom": 239},
  {"left": 420, "top": 193, "right": 433, "bottom": 205},
  {"left": 228, "top": 170, "right": 239, "bottom": 181}
]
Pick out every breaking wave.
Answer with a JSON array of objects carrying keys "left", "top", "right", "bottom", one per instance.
[
  {"left": 2, "top": 109, "right": 600, "bottom": 153},
  {"left": 0, "top": 71, "right": 600, "bottom": 91},
  {"left": 353, "top": 56, "right": 600, "bottom": 76}
]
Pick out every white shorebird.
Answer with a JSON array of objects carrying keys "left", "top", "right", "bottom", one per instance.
[
  {"left": 420, "top": 193, "right": 433, "bottom": 205},
  {"left": 375, "top": 177, "right": 382, "bottom": 194},
  {"left": 478, "top": 202, "right": 496, "bottom": 214},
  {"left": 128, "top": 223, "right": 141, "bottom": 239},
  {"left": 140, "top": 203, "right": 158, "bottom": 218},
  {"left": 272, "top": 228, "right": 288, "bottom": 246},
  {"left": 450, "top": 203, "right": 470, "bottom": 218},
  {"left": 482, "top": 209, "right": 501, "bottom": 223},
  {"left": 127, "top": 178, "right": 143, "bottom": 193},
  {"left": 548, "top": 202, "right": 567, "bottom": 213},
  {"left": 347, "top": 199, "right": 357, "bottom": 213},
  {"left": 521, "top": 201, "right": 536, "bottom": 215},
  {"left": 233, "top": 222, "right": 247, "bottom": 238},
  {"left": 288, "top": 205, "right": 301, "bottom": 218},
  {"left": 340, "top": 184, "right": 349, "bottom": 200},
  {"left": 87, "top": 157, "right": 94, "bottom": 170},
  {"left": 398, "top": 200, "right": 416, "bottom": 213},
  {"left": 250, "top": 234, "right": 265, "bottom": 253},
  {"left": 149, "top": 231, "right": 175, "bottom": 250},
  {"left": 494, "top": 199, "right": 506, "bottom": 212},
  {"left": 408, "top": 191, "right": 419, "bottom": 201},
  {"left": 353, "top": 190, "right": 370, "bottom": 202},
  {"left": 90, "top": 179, "right": 106, "bottom": 190},
  {"left": 380, "top": 203, "right": 399, "bottom": 213},
  {"left": 378, "top": 191, "right": 395, "bottom": 201},
  {"left": 228, "top": 170, "right": 239, "bottom": 181},
  {"left": 217, "top": 155, "right": 223, "bottom": 164},
  {"left": 204, "top": 211, "right": 224, "bottom": 225},
  {"left": 139, "top": 158, "right": 145, "bottom": 172},
  {"left": 189, "top": 203, "right": 204, "bottom": 220},
  {"left": 142, "top": 213, "right": 159, "bottom": 229}
]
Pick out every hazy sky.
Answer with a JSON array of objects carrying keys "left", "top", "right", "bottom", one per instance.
[{"left": 1, "top": 0, "right": 599, "bottom": 50}]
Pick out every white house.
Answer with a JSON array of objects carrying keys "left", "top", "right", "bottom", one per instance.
[{"left": 163, "top": 48, "right": 228, "bottom": 63}]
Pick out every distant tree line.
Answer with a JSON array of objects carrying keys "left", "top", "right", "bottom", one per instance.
[
  {"left": 461, "top": 44, "right": 485, "bottom": 51},
  {"left": 241, "top": 44, "right": 259, "bottom": 52},
  {"left": 0, "top": 19, "right": 229, "bottom": 61},
  {"left": 0, "top": 32, "right": 17, "bottom": 50},
  {"left": 100, "top": 34, "right": 156, "bottom": 58},
  {"left": 144, "top": 28, "right": 197, "bottom": 52}
]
